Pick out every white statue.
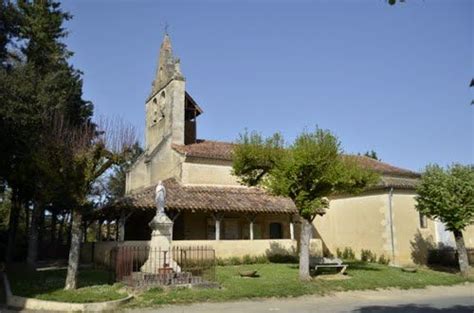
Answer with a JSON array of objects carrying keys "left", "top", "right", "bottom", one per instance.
[{"left": 155, "top": 180, "right": 166, "bottom": 214}]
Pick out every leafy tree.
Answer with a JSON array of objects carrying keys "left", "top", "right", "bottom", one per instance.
[
  {"left": 233, "top": 128, "right": 379, "bottom": 280},
  {"left": 388, "top": 0, "right": 405, "bottom": 5},
  {"left": 106, "top": 142, "right": 143, "bottom": 201},
  {"left": 50, "top": 117, "right": 136, "bottom": 290},
  {"left": 0, "top": 0, "right": 93, "bottom": 267},
  {"left": 470, "top": 79, "right": 473, "bottom": 105},
  {"left": 415, "top": 164, "right": 474, "bottom": 277},
  {"left": 360, "top": 150, "right": 380, "bottom": 161}
]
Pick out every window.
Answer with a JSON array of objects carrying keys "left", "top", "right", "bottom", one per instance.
[
  {"left": 419, "top": 212, "right": 428, "bottom": 229},
  {"left": 269, "top": 222, "right": 283, "bottom": 239}
]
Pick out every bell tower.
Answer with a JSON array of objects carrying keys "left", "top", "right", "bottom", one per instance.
[{"left": 145, "top": 34, "right": 186, "bottom": 151}]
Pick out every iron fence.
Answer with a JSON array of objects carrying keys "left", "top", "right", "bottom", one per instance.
[{"left": 110, "top": 245, "right": 215, "bottom": 288}]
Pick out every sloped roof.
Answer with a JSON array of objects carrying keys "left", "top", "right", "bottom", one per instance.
[
  {"left": 172, "top": 140, "right": 419, "bottom": 178},
  {"left": 111, "top": 178, "right": 297, "bottom": 214},
  {"left": 172, "top": 140, "right": 235, "bottom": 160}
]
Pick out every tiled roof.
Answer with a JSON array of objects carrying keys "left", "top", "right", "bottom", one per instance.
[
  {"left": 173, "top": 140, "right": 419, "bottom": 178},
  {"left": 172, "top": 140, "right": 234, "bottom": 160},
  {"left": 112, "top": 178, "right": 298, "bottom": 214},
  {"left": 377, "top": 175, "right": 419, "bottom": 190}
]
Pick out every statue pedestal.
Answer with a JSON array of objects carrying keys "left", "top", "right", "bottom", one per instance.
[{"left": 141, "top": 212, "right": 181, "bottom": 273}]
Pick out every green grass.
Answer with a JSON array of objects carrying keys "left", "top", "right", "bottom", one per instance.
[
  {"left": 131, "top": 262, "right": 473, "bottom": 307},
  {"left": 8, "top": 268, "right": 127, "bottom": 303}
]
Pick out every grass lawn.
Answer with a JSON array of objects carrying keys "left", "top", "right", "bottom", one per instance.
[
  {"left": 131, "top": 262, "right": 473, "bottom": 307},
  {"left": 8, "top": 267, "right": 127, "bottom": 303}
]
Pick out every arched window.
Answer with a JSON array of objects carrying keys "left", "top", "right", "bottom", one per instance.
[
  {"left": 269, "top": 222, "right": 283, "bottom": 239},
  {"left": 152, "top": 98, "right": 158, "bottom": 123}
]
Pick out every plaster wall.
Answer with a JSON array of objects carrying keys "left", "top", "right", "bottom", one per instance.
[
  {"left": 391, "top": 191, "right": 437, "bottom": 266},
  {"left": 81, "top": 239, "right": 323, "bottom": 265},
  {"left": 181, "top": 158, "right": 239, "bottom": 186},
  {"left": 313, "top": 193, "right": 388, "bottom": 260},
  {"left": 463, "top": 225, "right": 474, "bottom": 248}
]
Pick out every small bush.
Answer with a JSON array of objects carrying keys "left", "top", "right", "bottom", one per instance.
[
  {"left": 342, "top": 247, "right": 356, "bottom": 260},
  {"left": 228, "top": 256, "right": 241, "bottom": 265},
  {"left": 336, "top": 248, "right": 342, "bottom": 258},
  {"left": 216, "top": 254, "right": 269, "bottom": 266},
  {"left": 267, "top": 254, "right": 298, "bottom": 264},
  {"left": 378, "top": 254, "right": 390, "bottom": 265},
  {"left": 361, "top": 249, "right": 377, "bottom": 263},
  {"left": 242, "top": 255, "right": 253, "bottom": 264},
  {"left": 254, "top": 255, "right": 270, "bottom": 264}
]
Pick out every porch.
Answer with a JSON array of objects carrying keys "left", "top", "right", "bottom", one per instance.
[{"left": 124, "top": 211, "right": 297, "bottom": 241}]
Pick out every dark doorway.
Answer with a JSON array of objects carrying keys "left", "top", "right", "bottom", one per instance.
[{"left": 269, "top": 222, "right": 283, "bottom": 239}]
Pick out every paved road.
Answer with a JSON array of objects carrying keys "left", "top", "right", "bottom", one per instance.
[
  {"left": 127, "top": 284, "right": 474, "bottom": 313},
  {"left": 1, "top": 284, "right": 472, "bottom": 312}
]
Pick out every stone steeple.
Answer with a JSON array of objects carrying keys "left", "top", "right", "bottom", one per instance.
[{"left": 149, "top": 34, "right": 184, "bottom": 99}]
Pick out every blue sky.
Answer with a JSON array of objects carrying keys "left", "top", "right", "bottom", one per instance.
[{"left": 61, "top": 0, "right": 473, "bottom": 172}]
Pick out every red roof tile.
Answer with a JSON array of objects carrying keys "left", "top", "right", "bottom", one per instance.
[{"left": 173, "top": 140, "right": 419, "bottom": 178}]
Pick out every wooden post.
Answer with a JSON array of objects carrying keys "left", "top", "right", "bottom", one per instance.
[
  {"left": 215, "top": 218, "right": 221, "bottom": 240},
  {"left": 106, "top": 221, "right": 111, "bottom": 241},
  {"left": 244, "top": 215, "right": 256, "bottom": 240},
  {"left": 250, "top": 220, "right": 254, "bottom": 240},
  {"left": 290, "top": 215, "right": 295, "bottom": 240},
  {"left": 117, "top": 212, "right": 132, "bottom": 242},
  {"left": 212, "top": 213, "right": 224, "bottom": 240},
  {"left": 290, "top": 222, "right": 295, "bottom": 240},
  {"left": 168, "top": 210, "right": 181, "bottom": 241}
]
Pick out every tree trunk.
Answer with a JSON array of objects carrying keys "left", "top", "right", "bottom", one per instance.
[
  {"left": 50, "top": 211, "right": 57, "bottom": 244},
  {"left": 57, "top": 213, "right": 66, "bottom": 246},
  {"left": 96, "top": 220, "right": 103, "bottom": 242},
  {"left": 67, "top": 213, "right": 73, "bottom": 246},
  {"left": 299, "top": 218, "right": 312, "bottom": 281},
  {"left": 38, "top": 207, "right": 45, "bottom": 252},
  {"left": 106, "top": 221, "right": 111, "bottom": 241},
  {"left": 26, "top": 202, "right": 43, "bottom": 268},
  {"left": 6, "top": 191, "right": 21, "bottom": 264},
  {"left": 65, "top": 209, "right": 83, "bottom": 290},
  {"left": 453, "top": 230, "right": 470, "bottom": 277},
  {"left": 24, "top": 203, "right": 30, "bottom": 234}
]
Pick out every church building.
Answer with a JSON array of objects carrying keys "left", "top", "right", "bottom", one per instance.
[{"left": 102, "top": 34, "right": 474, "bottom": 266}]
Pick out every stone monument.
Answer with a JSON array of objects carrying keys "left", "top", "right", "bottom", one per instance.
[{"left": 141, "top": 181, "right": 180, "bottom": 273}]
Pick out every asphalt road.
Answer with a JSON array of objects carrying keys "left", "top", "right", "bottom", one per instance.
[
  {"left": 1, "top": 283, "right": 472, "bottom": 312},
  {"left": 127, "top": 284, "right": 474, "bottom": 313}
]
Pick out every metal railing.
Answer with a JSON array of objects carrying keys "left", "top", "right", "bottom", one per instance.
[{"left": 110, "top": 245, "right": 216, "bottom": 287}]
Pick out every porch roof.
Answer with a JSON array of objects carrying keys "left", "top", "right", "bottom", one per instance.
[{"left": 109, "top": 178, "right": 298, "bottom": 214}]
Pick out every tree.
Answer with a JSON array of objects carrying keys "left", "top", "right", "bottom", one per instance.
[
  {"left": 415, "top": 164, "right": 474, "bottom": 277},
  {"left": 106, "top": 142, "right": 143, "bottom": 201},
  {"left": 57, "top": 117, "right": 135, "bottom": 290},
  {"left": 0, "top": 0, "right": 93, "bottom": 267},
  {"left": 232, "top": 128, "right": 379, "bottom": 280},
  {"left": 360, "top": 150, "right": 380, "bottom": 161},
  {"left": 387, "top": 0, "right": 405, "bottom": 5}
]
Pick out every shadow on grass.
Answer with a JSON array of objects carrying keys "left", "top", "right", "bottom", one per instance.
[
  {"left": 7, "top": 264, "right": 113, "bottom": 298},
  {"left": 343, "top": 261, "right": 381, "bottom": 272},
  {"left": 353, "top": 304, "right": 474, "bottom": 313}
]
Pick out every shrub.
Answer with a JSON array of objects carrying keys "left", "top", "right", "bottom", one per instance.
[
  {"left": 228, "top": 256, "right": 241, "bottom": 265},
  {"left": 361, "top": 249, "right": 377, "bottom": 263},
  {"left": 336, "top": 248, "right": 342, "bottom": 258},
  {"left": 242, "top": 255, "right": 253, "bottom": 264},
  {"left": 267, "top": 254, "right": 298, "bottom": 264},
  {"left": 342, "top": 247, "right": 356, "bottom": 260},
  {"left": 378, "top": 254, "right": 390, "bottom": 265}
]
